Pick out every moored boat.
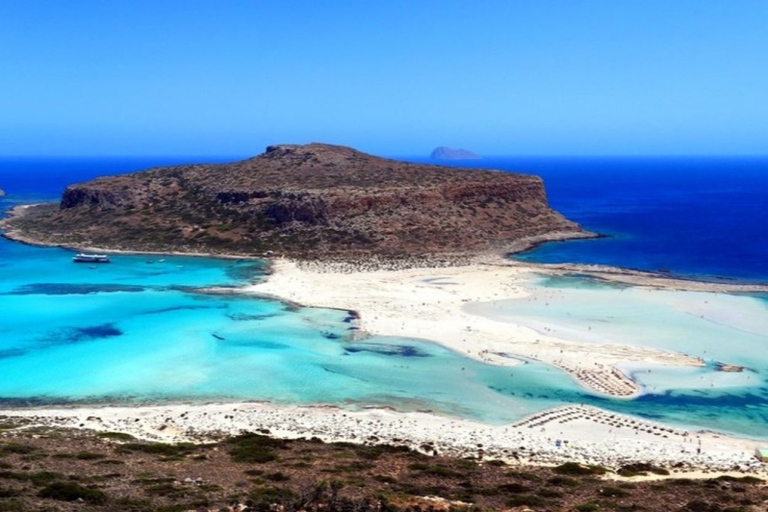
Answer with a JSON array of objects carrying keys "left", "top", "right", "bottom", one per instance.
[{"left": 73, "top": 253, "right": 110, "bottom": 263}]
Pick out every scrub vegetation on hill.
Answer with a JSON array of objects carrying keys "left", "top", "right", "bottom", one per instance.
[{"left": 0, "top": 423, "right": 765, "bottom": 511}]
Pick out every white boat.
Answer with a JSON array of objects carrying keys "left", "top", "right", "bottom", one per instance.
[{"left": 73, "top": 253, "right": 110, "bottom": 263}]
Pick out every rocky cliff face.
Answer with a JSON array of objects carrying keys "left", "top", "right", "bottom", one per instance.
[{"left": 3, "top": 143, "right": 584, "bottom": 257}]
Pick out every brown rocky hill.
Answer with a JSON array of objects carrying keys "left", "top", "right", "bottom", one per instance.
[{"left": 2, "top": 143, "right": 585, "bottom": 257}]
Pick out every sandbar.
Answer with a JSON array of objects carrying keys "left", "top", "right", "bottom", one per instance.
[{"left": 247, "top": 257, "right": 712, "bottom": 398}]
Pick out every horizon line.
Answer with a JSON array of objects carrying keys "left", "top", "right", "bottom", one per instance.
[{"left": 1, "top": 153, "right": 768, "bottom": 160}]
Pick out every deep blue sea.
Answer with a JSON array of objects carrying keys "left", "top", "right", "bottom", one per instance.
[
  {"left": 1, "top": 156, "right": 768, "bottom": 439},
  {"left": 408, "top": 156, "right": 768, "bottom": 283}
]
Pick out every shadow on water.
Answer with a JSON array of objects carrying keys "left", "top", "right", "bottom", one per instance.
[
  {"left": 0, "top": 323, "right": 123, "bottom": 361},
  {"left": 6, "top": 283, "right": 146, "bottom": 295},
  {"left": 344, "top": 343, "right": 432, "bottom": 357},
  {"left": 142, "top": 305, "right": 214, "bottom": 315},
  {"left": 63, "top": 323, "right": 123, "bottom": 342},
  {"left": 224, "top": 261, "right": 268, "bottom": 282}
]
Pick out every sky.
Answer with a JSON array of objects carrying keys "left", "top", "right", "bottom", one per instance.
[{"left": 1, "top": 1, "right": 767, "bottom": 157}]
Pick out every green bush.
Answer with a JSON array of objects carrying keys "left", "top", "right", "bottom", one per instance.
[
  {"left": 38, "top": 481, "right": 107, "bottom": 504},
  {"left": 264, "top": 471, "right": 290, "bottom": 482},
  {"left": 0, "top": 470, "right": 63, "bottom": 486},
  {"left": 248, "top": 486, "right": 297, "bottom": 510},
  {"left": 118, "top": 442, "right": 196, "bottom": 458},
  {"left": 410, "top": 464, "right": 462, "bottom": 478},
  {"left": 547, "top": 476, "right": 579, "bottom": 487},
  {"left": 537, "top": 488, "right": 563, "bottom": 498},
  {"left": 0, "top": 443, "right": 35, "bottom": 456},
  {"left": 600, "top": 486, "right": 630, "bottom": 498},
  {"left": 144, "top": 482, "right": 187, "bottom": 499},
  {"left": 715, "top": 475, "right": 763, "bottom": 485},
  {"left": 227, "top": 433, "right": 286, "bottom": 463},
  {"left": 553, "top": 462, "right": 607, "bottom": 476},
  {"left": 0, "top": 499, "right": 24, "bottom": 512},
  {"left": 496, "top": 482, "right": 531, "bottom": 493},
  {"left": 617, "top": 462, "right": 669, "bottom": 477},
  {"left": 76, "top": 451, "right": 107, "bottom": 460}
]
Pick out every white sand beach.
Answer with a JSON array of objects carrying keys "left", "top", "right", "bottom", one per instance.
[
  {"left": 247, "top": 257, "right": 708, "bottom": 398},
  {"left": 1, "top": 401, "right": 764, "bottom": 474}
]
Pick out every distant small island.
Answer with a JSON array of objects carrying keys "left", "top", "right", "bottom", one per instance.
[
  {"left": 0, "top": 187, "right": 5, "bottom": 196},
  {"left": 430, "top": 146, "right": 481, "bottom": 160}
]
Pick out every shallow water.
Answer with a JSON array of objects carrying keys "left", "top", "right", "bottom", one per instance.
[
  {"left": 466, "top": 275, "right": 768, "bottom": 438},
  {"left": 0, "top": 236, "right": 596, "bottom": 424},
  {"left": 3, "top": 240, "right": 768, "bottom": 439}
]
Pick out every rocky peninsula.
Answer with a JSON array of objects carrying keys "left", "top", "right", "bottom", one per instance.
[{"left": 0, "top": 143, "right": 588, "bottom": 257}]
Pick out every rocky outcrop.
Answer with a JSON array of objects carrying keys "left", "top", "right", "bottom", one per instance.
[
  {"left": 430, "top": 147, "right": 480, "bottom": 160},
  {"left": 0, "top": 187, "right": 5, "bottom": 196},
  {"left": 2, "top": 143, "right": 586, "bottom": 258}
]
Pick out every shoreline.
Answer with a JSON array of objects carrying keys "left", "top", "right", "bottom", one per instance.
[
  {"left": 4, "top": 202, "right": 768, "bottom": 292},
  {"left": 1, "top": 401, "right": 765, "bottom": 475}
]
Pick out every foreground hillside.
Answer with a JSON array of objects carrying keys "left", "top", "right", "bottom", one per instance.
[
  {"left": 1, "top": 144, "right": 584, "bottom": 257},
  {"left": 0, "top": 423, "right": 764, "bottom": 511}
]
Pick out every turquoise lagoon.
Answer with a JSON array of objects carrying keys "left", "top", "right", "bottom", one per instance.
[
  {"left": 3, "top": 237, "right": 768, "bottom": 439},
  {"left": 466, "top": 275, "right": 768, "bottom": 438},
  {"left": 0, "top": 238, "right": 585, "bottom": 422}
]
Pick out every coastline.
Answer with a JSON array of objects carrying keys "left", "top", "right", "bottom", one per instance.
[
  {"left": 2, "top": 202, "right": 768, "bottom": 472},
  {"left": 1, "top": 401, "right": 765, "bottom": 475},
  {"left": 0, "top": 202, "right": 596, "bottom": 265},
  {"left": 0, "top": 204, "right": 263, "bottom": 261}
]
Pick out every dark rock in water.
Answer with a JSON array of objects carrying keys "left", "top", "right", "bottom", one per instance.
[
  {"left": 344, "top": 343, "right": 430, "bottom": 357},
  {"left": 226, "top": 312, "right": 278, "bottom": 321},
  {"left": 342, "top": 311, "right": 360, "bottom": 323},
  {"left": 212, "top": 333, "right": 226, "bottom": 341},
  {"left": 430, "top": 146, "right": 481, "bottom": 160},
  {"left": 64, "top": 323, "right": 123, "bottom": 343},
  {"left": 144, "top": 305, "right": 212, "bottom": 315},
  {"left": 321, "top": 331, "right": 341, "bottom": 340},
  {"left": 7, "top": 283, "right": 145, "bottom": 295},
  {"left": 715, "top": 362, "right": 745, "bottom": 373},
  {"left": 0, "top": 348, "right": 28, "bottom": 360},
  {"left": 2, "top": 143, "right": 584, "bottom": 258}
]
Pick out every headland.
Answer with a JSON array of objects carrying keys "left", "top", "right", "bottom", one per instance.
[{"left": 0, "top": 143, "right": 590, "bottom": 258}]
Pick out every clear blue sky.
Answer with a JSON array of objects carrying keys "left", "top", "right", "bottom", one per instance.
[{"left": 2, "top": 1, "right": 766, "bottom": 157}]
